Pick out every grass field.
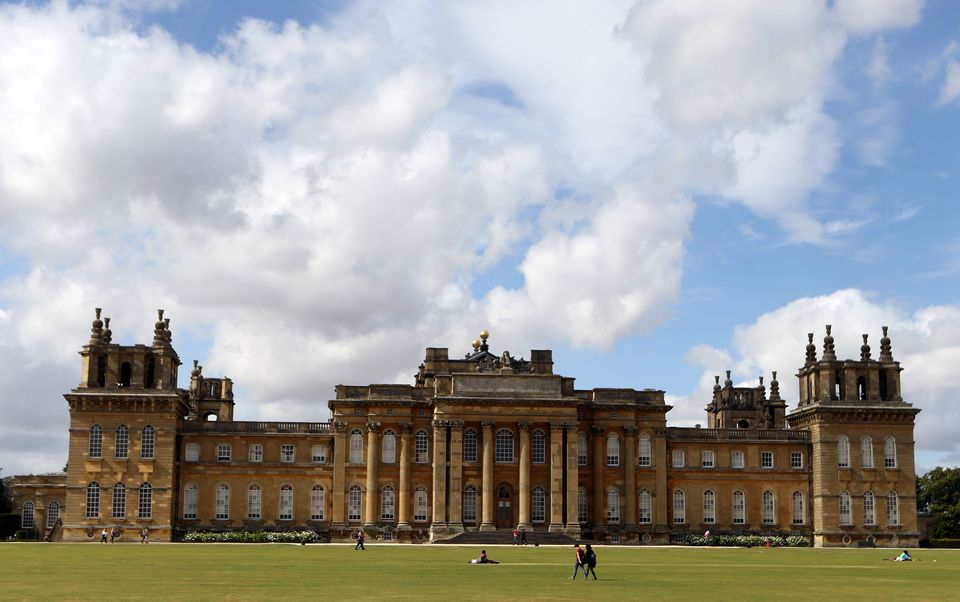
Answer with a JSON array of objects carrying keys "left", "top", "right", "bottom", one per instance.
[{"left": 1, "top": 543, "right": 957, "bottom": 601}]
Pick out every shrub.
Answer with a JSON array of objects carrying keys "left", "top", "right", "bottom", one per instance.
[
  {"left": 14, "top": 529, "right": 38, "bottom": 541},
  {"left": 928, "top": 539, "right": 960, "bottom": 548},
  {"left": 182, "top": 530, "right": 320, "bottom": 544},
  {"left": 685, "top": 534, "right": 809, "bottom": 547},
  {"left": 0, "top": 513, "right": 20, "bottom": 539}
]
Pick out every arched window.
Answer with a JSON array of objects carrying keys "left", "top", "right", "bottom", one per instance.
[
  {"left": 247, "top": 484, "right": 262, "bottom": 519},
  {"left": 638, "top": 489, "right": 652, "bottom": 524},
  {"left": 638, "top": 433, "right": 651, "bottom": 466},
  {"left": 21, "top": 502, "right": 34, "bottom": 529},
  {"left": 863, "top": 491, "right": 875, "bottom": 525},
  {"left": 762, "top": 490, "right": 775, "bottom": 525},
  {"left": 463, "top": 429, "right": 478, "bottom": 463},
  {"left": 112, "top": 482, "right": 126, "bottom": 519},
  {"left": 578, "top": 487, "right": 588, "bottom": 523},
  {"left": 88, "top": 424, "right": 103, "bottom": 458},
  {"left": 884, "top": 436, "right": 897, "bottom": 468},
  {"left": 532, "top": 486, "right": 546, "bottom": 523},
  {"left": 349, "top": 430, "right": 364, "bottom": 464},
  {"left": 414, "top": 487, "right": 428, "bottom": 522},
  {"left": 415, "top": 430, "right": 430, "bottom": 464},
  {"left": 381, "top": 485, "right": 396, "bottom": 521},
  {"left": 115, "top": 425, "right": 129, "bottom": 459},
  {"left": 606, "top": 433, "right": 620, "bottom": 466},
  {"left": 673, "top": 490, "right": 686, "bottom": 524},
  {"left": 792, "top": 491, "right": 804, "bottom": 525},
  {"left": 607, "top": 488, "right": 620, "bottom": 524},
  {"left": 577, "top": 431, "right": 588, "bottom": 466},
  {"left": 837, "top": 435, "right": 850, "bottom": 468},
  {"left": 47, "top": 501, "right": 60, "bottom": 529},
  {"left": 732, "top": 490, "right": 745, "bottom": 524},
  {"left": 463, "top": 486, "right": 478, "bottom": 523},
  {"left": 311, "top": 486, "right": 325, "bottom": 521},
  {"left": 381, "top": 430, "right": 396, "bottom": 464},
  {"left": 279, "top": 484, "right": 294, "bottom": 520},
  {"left": 532, "top": 429, "right": 546, "bottom": 464},
  {"left": 861, "top": 436, "right": 874, "bottom": 468},
  {"left": 887, "top": 492, "right": 899, "bottom": 526},
  {"left": 839, "top": 491, "right": 852, "bottom": 525},
  {"left": 85, "top": 482, "right": 100, "bottom": 518},
  {"left": 496, "top": 429, "right": 514, "bottom": 463},
  {"left": 703, "top": 490, "right": 716, "bottom": 524},
  {"left": 183, "top": 484, "right": 198, "bottom": 519},
  {"left": 348, "top": 485, "right": 363, "bottom": 521},
  {"left": 138, "top": 483, "right": 153, "bottom": 519},
  {"left": 140, "top": 425, "right": 155, "bottom": 460},
  {"left": 215, "top": 483, "right": 230, "bottom": 520}
]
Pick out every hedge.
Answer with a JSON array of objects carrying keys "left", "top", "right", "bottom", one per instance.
[
  {"left": 928, "top": 539, "right": 960, "bottom": 548},
  {"left": 685, "top": 534, "right": 810, "bottom": 547},
  {"left": 182, "top": 530, "right": 320, "bottom": 544},
  {"left": 0, "top": 513, "right": 20, "bottom": 539},
  {"left": 14, "top": 529, "right": 38, "bottom": 541}
]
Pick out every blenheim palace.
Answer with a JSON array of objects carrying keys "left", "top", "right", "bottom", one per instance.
[{"left": 12, "top": 309, "right": 921, "bottom": 547}]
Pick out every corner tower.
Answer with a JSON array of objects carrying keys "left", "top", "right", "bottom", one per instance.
[{"left": 787, "top": 326, "right": 920, "bottom": 547}]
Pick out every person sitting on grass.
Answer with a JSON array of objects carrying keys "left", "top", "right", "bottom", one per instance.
[
  {"left": 895, "top": 550, "right": 912, "bottom": 562},
  {"left": 469, "top": 549, "right": 499, "bottom": 564}
]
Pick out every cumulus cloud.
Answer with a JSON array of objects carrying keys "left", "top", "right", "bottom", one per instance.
[
  {"left": 674, "top": 289, "right": 960, "bottom": 463},
  {"left": 936, "top": 59, "right": 960, "bottom": 107}
]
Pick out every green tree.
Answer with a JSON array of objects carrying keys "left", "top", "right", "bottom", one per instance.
[
  {"left": 0, "top": 469, "right": 13, "bottom": 513},
  {"left": 917, "top": 466, "right": 960, "bottom": 538}
]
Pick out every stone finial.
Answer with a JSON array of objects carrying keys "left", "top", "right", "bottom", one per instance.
[
  {"left": 163, "top": 318, "right": 172, "bottom": 344},
  {"left": 879, "top": 325, "right": 893, "bottom": 361},
  {"left": 860, "top": 334, "right": 871, "bottom": 361},
  {"left": 153, "top": 309, "right": 166, "bottom": 346},
  {"left": 102, "top": 317, "right": 112, "bottom": 344},
  {"left": 724, "top": 370, "right": 733, "bottom": 388},
  {"left": 191, "top": 360, "right": 202, "bottom": 378},
  {"left": 713, "top": 375, "right": 721, "bottom": 393},
  {"left": 769, "top": 371, "right": 781, "bottom": 400},
  {"left": 822, "top": 324, "right": 836, "bottom": 360},
  {"left": 758, "top": 375, "right": 766, "bottom": 399},
  {"left": 805, "top": 332, "right": 817, "bottom": 365},
  {"left": 90, "top": 307, "right": 104, "bottom": 344},
  {"left": 479, "top": 330, "right": 490, "bottom": 353}
]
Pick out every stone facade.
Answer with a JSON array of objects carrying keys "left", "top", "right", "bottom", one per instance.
[{"left": 11, "top": 312, "right": 920, "bottom": 547}]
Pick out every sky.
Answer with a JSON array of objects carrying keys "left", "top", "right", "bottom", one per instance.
[{"left": 1, "top": 0, "right": 959, "bottom": 478}]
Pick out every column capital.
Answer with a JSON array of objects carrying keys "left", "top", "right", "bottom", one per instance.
[
  {"left": 550, "top": 422, "right": 565, "bottom": 432},
  {"left": 399, "top": 422, "right": 413, "bottom": 434},
  {"left": 623, "top": 425, "right": 638, "bottom": 437},
  {"left": 590, "top": 425, "right": 605, "bottom": 436},
  {"left": 480, "top": 421, "right": 495, "bottom": 430},
  {"left": 517, "top": 421, "right": 531, "bottom": 432},
  {"left": 449, "top": 420, "right": 464, "bottom": 431},
  {"left": 432, "top": 419, "right": 445, "bottom": 429},
  {"left": 333, "top": 421, "right": 349, "bottom": 433},
  {"left": 366, "top": 422, "right": 382, "bottom": 434}
]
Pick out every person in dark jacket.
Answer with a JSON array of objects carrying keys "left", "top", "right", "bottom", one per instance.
[{"left": 584, "top": 544, "right": 598, "bottom": 580}]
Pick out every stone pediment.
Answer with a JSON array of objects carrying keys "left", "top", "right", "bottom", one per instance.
[{"left": 448, "top": 374, "right": 562, "bottom": 398}]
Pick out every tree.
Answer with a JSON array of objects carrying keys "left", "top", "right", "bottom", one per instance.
[
  {"left": 0, "top": 470, "right": 13, "bottom": 514},
  {"left": 917, "top": 466, "right": 960, "bottom": 539}
]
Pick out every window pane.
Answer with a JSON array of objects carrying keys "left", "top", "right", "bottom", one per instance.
[
  {"left": 140, "top": 426, "right": 155, "bottom": 460},
  {"left": 89, "top": 425, "right": 103, "bottom": 458}
]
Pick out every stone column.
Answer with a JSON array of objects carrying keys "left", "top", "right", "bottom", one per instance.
[
  {"left": 480, "top": 421, "right": 495, "bottom": 531},
  {"left": 548, "top": 422, "right": 564, "bottom": 532},
  {"left": 655, "top": 428, "right": 668, "bottom": 530},
  {"left": 430, "top": 420, "right": 448, "bottom": 532},
  {"left": 331, "top": 422, "right": 347, "bottom": 527},
  {"left": 564, "top": 424, "right": 581, "bottom": 536},
  {"left": 517, "top": 421, "right": 532, "bottom": 530},
  {"left": 623, "top": 426, "right": 638, "bottom": 529},
  {"left": 591, "top": 426, "right": 606, "bottom": 532},
  {"left": 363, "top": 423, "right": 381, "bottom": 528},
  {"left": 397, "top": 423, "right": 412, "bottom": 530},
  {"left": 448, "top": 421, "right": 464, "bottom": 532}
]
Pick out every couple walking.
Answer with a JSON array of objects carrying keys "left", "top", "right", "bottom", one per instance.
[{"left": 571, "top": 544, "right": 598, "bottom": 580}]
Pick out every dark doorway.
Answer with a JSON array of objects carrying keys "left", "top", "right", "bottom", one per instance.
[
  {"left": 496, "top": 484, "right": 513, "bottom": 528},
  {"left": 120, "top": 362, "right": 132, "bottom": 388}
]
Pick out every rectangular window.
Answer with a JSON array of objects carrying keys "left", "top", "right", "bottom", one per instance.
[
  {"left": 462, "top": 488, "right": 477, "bottom": 523},
  {"left": 638, "top": 435, "right": 651, "bottom": 467},
  {"left": 761, "top": 451, "right": 774, "bottom": 469},
  {"left": 185, "top": 443, "right": 200, "bottom": 462},
  {"left": 281, "top": 444, "right": 295, "bottom": 463},
  {"left": 112, "top": 485, "right": 126, "bottom": 519},
  {"left": 217, "top": 444, "right": 231, "bottom": 462},
  {"left": 577, "top": 432, "right": 587, "bottom": 466},
  {"left": 312, "top": 446, "right": 326, "bottom": 463},
  {"left": 249, "top": 444, "right": 263, "bottom": 463},
  {"left": 115, "top": 427, "right": 129, "bottom": 460},
  {"left": 247, "top": 488, "right": 262, "bottom": 520},
  {"left": 414, "top": 489, "right": 428, "bottom": 522},
  {"left": 702, "top": 450, "right": 715, "bottom": 468},
  {"left": 703, "top": 492, "right": 716, "bottom": 524},
  {"left": 791, "top": 451, "right": 803, "bottom": 469},
  {"left": 638, "top": 491, "right": 652, "bottom": 524},
  {"left": 85, "top": 485, "right": 100, "bottom": 518},
  {"left": 606, "top": 436, "right": 620, "bottom": 467},
  {"left": 732, "top": 492, "right": 745, "bottom": 524},
  {"left": 311, "top": 487, "right": 324, "bottom": 521},
  {"left": 463, "top": 431, "right": 478, "bottom": 463},
  {"left": 732, "top": 450, "right": 745, "bottom": 469},
  {"left": 578, "top": 489, "right": 588, "bottom": 523},
  {"left": 672, "top": 450, "right": 685, "bottom": 468},
  {"left": 278, "top": 487, "right": 293, "bottom": 520},
  {"left": 138, "top": 485, "right": 152, "bottom": 520},
  {"left": 215, "top": 486, "right": 230, "bottom": 520}
]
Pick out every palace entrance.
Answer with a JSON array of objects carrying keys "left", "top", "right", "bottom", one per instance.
[{"left": 496, "top": 484, "right": 513, "bottom": 528}]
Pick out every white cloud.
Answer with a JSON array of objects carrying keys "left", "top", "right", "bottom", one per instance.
[
  {"left": 675, "top": 289, "right": 960, "bottom": 462},
  {"left": 936, "top": 59, "right": 960, "bottom": 107},
  {"left": 833, "top": 0, "right": 923, "bottom": 34}
]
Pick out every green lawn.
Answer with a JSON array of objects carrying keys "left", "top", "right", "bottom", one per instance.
[{"left": 0, "top": 543, "right": 956, "bottom": 601}]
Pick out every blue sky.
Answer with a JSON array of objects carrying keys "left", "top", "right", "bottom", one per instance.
[{"left": 1, "top": 0, "right": 959, "bottom": 477}]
